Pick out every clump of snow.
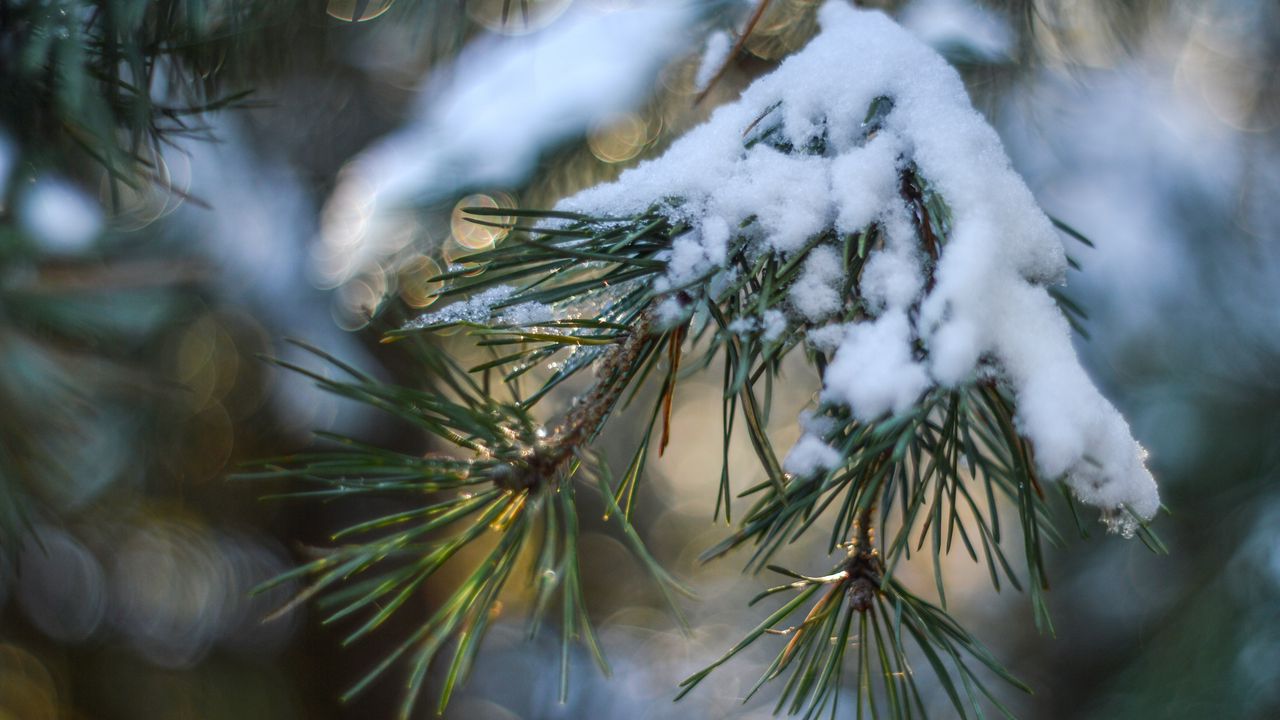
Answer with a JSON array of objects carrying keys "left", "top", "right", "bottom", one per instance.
[
  {"left": 783, "top": 409, "right": 844, "bottom": 476},
  {"left": 822, "top": 311, "right": 931, "bottom": 419},
  {"left": 559, "top": 3, "right": 1159, "bottom": 524},
  {"left": 409, "top": 289, "right": 552, "bottom": 329},
  {"left": 726, "top": 308, "right": 788, "bottom": 341},
  {"left": 694, "top": 30, "right": 733, "bottom": 93},
  {"left": 498, "top": 301, "right": 555, "bottom": 327},
  {"left": 831, "top": 132, "right": 902, "bottom": 233},
  {"left": 654, "top": 296, "right": 689, "bottom": 328},
  {"left": 658, "top": 230, "right": 718, "bottom": 290},
  {"left": 862, "top": 210, "right": 926, "bottom": 312},
  {"left": 407, "top": 286, "right": 517, "bottom": 327},
  {"left": 784, "top": 410, "right": 843, "bottom": 477},
  {"left": 20, "top": 177, "right": 102, "bottom": 253},
  {"left": 783, "top": 434, "right": 841, "bottom": 477},
  {"left": 761, "top": 309, "right": 786, "bottom": 342},
  {"left": 805, "top": 323, "right": 846, "bottom": 353},
  {"left": 789, "top": 245, "right": 843, "bottom": 321}
]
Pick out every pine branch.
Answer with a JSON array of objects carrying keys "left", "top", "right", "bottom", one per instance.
[
  {"left": 257, "top": 153, "right": 1165, "bottom": 716},
  {"left": 242, "top": 318, "right": 691, "bottom": 715},
  {"left": 251, "top": 16, "right": 1170, "bottom": 715}
]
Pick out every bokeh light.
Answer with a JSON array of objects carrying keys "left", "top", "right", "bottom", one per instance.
[
  {"left": 170, "top": 313, "right": 241, "bottom": 413},
  {"left": 16, "top": 526, "right": 107, "bottom": 644},
  {"left": 103, "top": 515, "right": 300, "bottom": 670},
  {"left": 183, "top": 402, "right": 236, "bottom": 483},
  {"left": 743, "top": 0, "right": 821, "bottom": 61},
  {"left": 100, "top": 146, "right": 193, "bottom": 232},
  {"left": 587, "top": 113, "right": 652, "bottom": 164},
  {"left": 326, "top": 0, "right": 396, "bottom": 23},
  {"left": 465, "top": 0, "right": 573, "bottom": 35},
  {"left": 107, "top": 517, "right": 229, "bottom": 668},
  {"left": 1029, "top": 0, "right": 1128, "bottom": 68},
  {"left": 211, "top": 531, "right": 300, "bottom": 656},
  {"left": 331, "top": 272, "right": 387, "bottom": 331},
  {"left": 398, "top": 254, "right": 445, "bottom": 308},
  {"left": 313, "top": 165, "right": 383, "bottom": 291},
  {"left": 450, "top": 192, "right": 514, "bottom": 251},
  {"left": 0, "top": 644, "right": 61, "bottom": 720}
]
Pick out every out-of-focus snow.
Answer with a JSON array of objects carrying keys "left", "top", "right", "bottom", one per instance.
[
  {"left": 900, "top": 0, "right": 1012, "bottom": 62},
  {"left": 694, "top": 30, "right": 732, "bottom": 93},
  {"left": 167, "top": 120, "right": 377, "bottom": 435},
  {"left": 20, "top": 177, "right": 103, "bottom": 253},
  {"left": 316, "top": 1, "right": 697, "bottom": 291},
  {"left": 1001, "top": 69, "right": 1227, "bottom": 339}
]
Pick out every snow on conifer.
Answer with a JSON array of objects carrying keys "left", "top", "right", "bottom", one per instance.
[{"left": 560, "top": 2, "right": 1159, "bottom": 531}]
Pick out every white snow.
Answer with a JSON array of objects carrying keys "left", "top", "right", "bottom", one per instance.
[
  {"left": 316, "top": 1, "right": 696, "bottom": 290},
  {"left": 20, "top": 177, "right": 103, "bottom": 253},
  {"left": 408, "top": 285, "right": 517, "bottom": 327},
  {"left": 821, "top": 311, "right": 931, "bottom": 420},
  {"left": 761, "top": 309, "right": 786, "bottom": 342},
  {"left": 789, "top": 245, "right": 843, "bottom": 321},
  {"left": 654, "top": 296, "right": 688, "bottom": 328},
  {"left": 165, "top": 119, "right": 380, "bottom": 437},
  {"left": 407, "top": 284, "right": 552, "bottom": 326},
  {"left": 805, "top": 323, "right": 846, "bottom": 353},
  {"left": 831, "top": 132, "right": 902, "bottom": 234},
  {"left": 861, "top": 207, "right": 924, "bottom": 312},
  {"left": 498, "top": 300, "right": 555, "bottom": 327},
  {"left": 725, "top": 308, "right": 787, "bottom": 341},
  {"left": 899, "top": 0, "right": 1013, "bottom": 62},
  {"left": 558, "top": 3, "right": 1160, "bottom": 524},
  {"left": 694, "top": 30, "right": 732, "bottom": 93},
  {"left": 784, "top": 410, "right": 843, "bottom": 476},
  {"left": 783, "top": 434, "right": 841, "bottom": 477}
]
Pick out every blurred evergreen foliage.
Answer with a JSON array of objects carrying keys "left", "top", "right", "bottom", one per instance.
[{"left": 2, "top": 2, "right": 1279, "bottom": 720}]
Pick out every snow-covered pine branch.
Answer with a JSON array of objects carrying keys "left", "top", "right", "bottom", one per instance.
[
  {"left": 559, "top": 2, "right": 1159, "bottom": 534},
  {"left": 279, "top": 3, "right": 1170, "bottom": 716}
]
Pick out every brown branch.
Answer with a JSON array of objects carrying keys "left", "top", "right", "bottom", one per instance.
[
  {"left": 658, "top": 320, "right": 688, "bottom": 456},
  {"left": 553, "top": 311, "right": 654, "bottom": 453},
  {"left": 845, "top": 499, "right": 883, "bottom": 612},
  {"left": 494, "top": 312, "right": 657, "bottom": 492}
]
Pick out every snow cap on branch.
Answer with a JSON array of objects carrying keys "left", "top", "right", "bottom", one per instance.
[{"left": 561, "top": 2, "right": 1160, "bottom": 529}]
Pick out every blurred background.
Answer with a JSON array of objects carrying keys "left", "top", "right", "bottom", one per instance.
[{"left": 1, "top": 0, "right": 1277, "bottom": 718}]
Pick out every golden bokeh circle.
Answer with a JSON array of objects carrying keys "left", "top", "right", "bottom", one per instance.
[
  {"left": 450, "top": 193, "right": 515, "bottom": 250},
  {"left": 588, "top": 113, "right": 651, "bottom": 164},
  {"left": 398, "top": 255, "right": 445, "bottom": 308}
]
